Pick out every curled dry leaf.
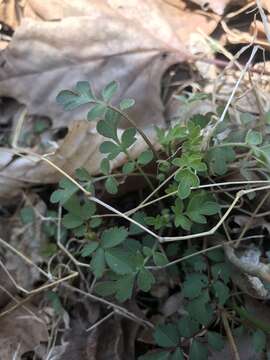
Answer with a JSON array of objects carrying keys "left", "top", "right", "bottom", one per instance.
[
  {"left": 0, "top": 304, "right": 48, "bottom": 360},
  {"left": 0, "top": 0, "right": 219, "bottom": 197}
]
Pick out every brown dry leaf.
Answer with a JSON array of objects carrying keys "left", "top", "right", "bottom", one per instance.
[
  {"left": 0, "top": 304, "right": 48, "bottom": 359},
  {"left": 0, "top": 0, "right": 219, "bottom": 196},
  {"left": 0, "top": 0, "right": 25, "bottom": 28},
  {"left": 0, "top": 0, "right": 219, "bottom": 128},
  {"left": 5, "top": 193, "right": 49, "bottom": 289},
  {"left": 0, "top": 121, "right": 160, "bottom": 196},
  {"left": 188, "top": 0, "right": 247, "bottom": 14},
  {"left": 262, "top": 0, "right": 270, "bottom": 12}
]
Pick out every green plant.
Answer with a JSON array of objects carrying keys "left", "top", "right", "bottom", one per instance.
[{"left": 47, "top": 80, "right": 270, "bottom": 358}]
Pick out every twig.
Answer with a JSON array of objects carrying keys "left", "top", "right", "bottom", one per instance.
[
  {"left": 222, "top": 311, "right": 241, "bottom": 360},
  {"left": 235, "top": 191, "right": 270, "bottom": 247},
  {"left": 86, "top": 311, "right": 114, "bottom": 332},
  {"left": 147, "top": 235, "right": 264, "bottom": 270},
  {"left": 0, "top": 237, "right": 50, "bottom": 280},
  {"left": 256, "top": 0, "right": 270, "bottom": 43},
  {"left": 64, "top": 284, "right": 154, "bottom": 328}
]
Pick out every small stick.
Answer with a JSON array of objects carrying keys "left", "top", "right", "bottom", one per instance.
[
  {"left": 86, "top": 311, "right": 114, "bottom": 332},
  {"left": 256, "top": 0, "right": 270, "bottom": 44},
  {"left": 222, "top": 311, "right": 241, "bottom": 360}
]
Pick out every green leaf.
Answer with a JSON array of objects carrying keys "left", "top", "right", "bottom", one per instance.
[
  {"left": 101, "top": 227, "right": 128, "bottom": 248},
  {"left": 34, "top": 118, "right": 50, "bottom": 134},
  {"left": 186, "top": 193, "right": 220, "bottom": 224},
  {"left": 189, "top": 340, "right": 208, "bottom": 360},
  {"left": 246, "top": 130, "right": 262, "bottom": 145},
  {"left": 102, "top": 80, "right": 118, "bottom": 102},
  {"left": 80, "top": 200, "right": 96, "bottom": 220},
  {"left": 91, "top": 248, "right": 106, "bottom": 278},
  {"left": 240, "top": 113, "right": 255, "bottom": 124},
  {"left": 137, "top": 268, "right": 155, "bottom": 292},
  {"left": 129, "top": 212, "right": 147, "bottom": 235},
  {"left": 207, "top": 332, "right": 225, "bottom": 351},
  {"left": 96, "top": 114, "right": 119, "bottom": 141},
  {"left": 75, "top": 167, "right": 91, "bottom": 181},
  {"left": 100, "top": 141, "right": 121, "bottom": 160},
  {"left": 177, "top": 316, "right": 199, "bottom": 338},
  {"left": 207, "top": 147, "right": 235, "bottom": 176},
  {"left": 153, "top": 252, "right": 169, "bottom": 266},
  {"left": 81, "top": 241, "right": 99, "bottom": 257},
  {"left": 20, "top": 207, "right": 35, "bottom": 224},
  {"left": 175, "top": 214, "right": 192, "bottom": 231},
  {"left": 62, "top": 213, "right": 83, "bottom": 229},
  {"left": 207, "top": 249, "right": 225, "bottom": 262},
  {"left": 121, "top": 128, "right": 136, "bottom": 149},
  {"left": 115, "top": 273, "right": 135, "bottom": 302},
  {"left": 211, "top": 262, "right": 232, "bottom": 284},
  {"left": 137, "top": 150, "right": 154, "bottom": 165},
  {"left": 252, "top": 329, "right": 266, "bottom": 352},
  {"left": 170, "top": 349, "right": 184, "bottom": 360},
  {"left": 56, "top": 81, "right": 94, "bottom": 110},
  {"left": 105, "top": 247, "right": 134, "bottom": 274},
  {"left": 119, "top": 98, "right": 135, "bottom": 110},
  {"left": 73, "top": 224, "right": 86, "bottom": 237},
  {"left": 105, "top": 176, "right": 118, "bottom": 194},
  {"left": 100, "top": 158, "right": 110, "bottom": 175},
  {"left": 186, "top": 292, "right": 213, "bottom": 326},
  {"left": 90, "top": 217, "right": 102, "bottom": 228},
  {"left": 182, "top": 273, "right": 208, "bottom": 299},
  {"left": 95, "top": 281, "right": 116, "bottom": 297},
  {"left": 153, "top": 324, "right": 179, "bottom": 348},
  {"left": 47, "top": 291, "right": 64, "bottom": 315},
  {"left": 171, "top": 198, "right": 184, "bottom": 214},
  {"left": 177, "top": 169, "right": 199, "bottom": 199},
  {"left": 139, "top": 351, "right": 170, "bottom": 360},
  {"left": 87, "top": 103, "right": 107, "bottom": 121},
  {"left": 122, "top": 161, "right": 135, "bottom": 174},
  {"left": 62, "top": 194, "right": 81, "bottom": 214},
  {"left": 212, "top": 280, "right": 229, "bottom": 305},
  {"left": 50, "top": 178, "right": 78, "bottom": 205},
  {"left": 142, "top": 246, "right": 153, "bottom": 257}
]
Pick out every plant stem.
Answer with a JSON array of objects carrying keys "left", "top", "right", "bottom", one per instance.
[{"left": 221, "top": 311, "right": 241, "bottom": 360}]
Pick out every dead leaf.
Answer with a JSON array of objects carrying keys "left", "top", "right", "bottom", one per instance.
[
  {"left": 0, "top": 0, "right": 25, "bottom": 28},
  {"left": 188, "top": 0, "right": 246, "bottom": 15},
  {"left": 0, "top": 0, "right": 220, "bottom": 196},
  {"left": 5, "top": 194, "right": 49, "bottom": 289},
  {"left": 0, "top": 304, "right": 48, "bottom": 360},
  {"left": 161, "top": 292, "right": 185, "bottom": 317}
]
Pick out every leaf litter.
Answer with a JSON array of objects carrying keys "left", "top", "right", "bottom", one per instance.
[{"left": 1, "top": 0, "right": 270, "bottom": 359}]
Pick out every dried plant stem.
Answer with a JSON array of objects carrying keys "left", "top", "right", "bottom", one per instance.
[
  {"left": 222, "top": 311, "right": 241, "bottom": 360},
  {"left": 147, "top": 235, "right": 264, "bottom": 270},
  {"left": 235, "top": 191, "right": 270, "bottom": 247},
  {"left": 86, "top": 311, "right": 114, "bottom": 332},
  {"left": 64, "top": 284, "right": 154, "bottom": 328},
  {"left": 256, "top": 0, "right": 270, "bottom": 43},
  {"left": 0, "top": 237, "right": 50, "bottom": 280}
]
